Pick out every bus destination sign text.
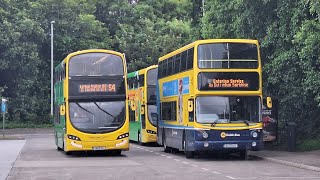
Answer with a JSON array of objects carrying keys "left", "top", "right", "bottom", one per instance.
[
  {"left": 198, "top": 72, "right": 259, "bottom": 91},
  {"left": 79, "top": 84, "right": 116, "bottom": 93},
  {"left": 209, "top": 79, "right": 249, "bottom": 88}
]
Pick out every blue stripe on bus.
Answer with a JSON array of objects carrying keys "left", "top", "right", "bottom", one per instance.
[{"left": 162, "top": 77, "right": 189, "bottom": 97}]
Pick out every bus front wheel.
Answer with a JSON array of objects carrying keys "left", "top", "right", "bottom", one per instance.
[
  {"left": 183, "top": 135, "right": 194, "bottom": 158},
  {"left": 239, "top": 150, "right": 248, "bottom": 160},
  {"left": 138, "top": 131, "right": 143, "bottom": 145},
  {"left": 163, "top": 134, "right": 171, "bottom": 153},
  {"left": 113, "top": 150, "right": 122, "bottom": 156}
]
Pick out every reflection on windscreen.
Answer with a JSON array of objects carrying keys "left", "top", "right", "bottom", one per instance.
[
  {"left": 69, "top": 53, "right": 124, "bottom": 76},
  {"left": 196, "top": 96, "right": 260, "bottom": 124},
  {"left": 147, "top": 105, "right": 157, "bottom": 126},
  {"left": 69, "top": 101, "right": 125, "bottom": 133},
  {"left": 198, "top": 43, "right": 258, "bottom": 69}
]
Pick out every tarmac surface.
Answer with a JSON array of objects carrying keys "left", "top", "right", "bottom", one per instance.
[
  {"left": 0, "top": 140, "right": 25, "bottom": 180},
  {"left": 0, "top": 129, "right": 320, "bottom": 180}
]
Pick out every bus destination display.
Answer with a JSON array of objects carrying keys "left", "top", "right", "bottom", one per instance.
[
  {"left": 79, "top": 84, "right": 116, "bottom": 93},
  {"left": 198, "top": 72, "right": 259, "bottom": 91}
]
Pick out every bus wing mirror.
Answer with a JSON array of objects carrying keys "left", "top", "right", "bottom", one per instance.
[
  {"left": 188, "top": 99, "right": 194, "bottom": 112},
  {"left": 141, "top": 105, "right": 145, "bottom": 114},
  {"left": 60, "top": 104, "right": 66, "bottom": 116},
  {"left": 267, "top": 97, "right": 272, "bottom": 108}
]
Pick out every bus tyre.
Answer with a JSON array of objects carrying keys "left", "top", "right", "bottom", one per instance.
[
  {"left": 113, "top": 150, "right": 122, "bottom": 156},
  {"left": 184, "top": 150, "right": 194, "bottom": 159},
  {"left": 240, "top": 150, "right": 248, "bottom": 160},
  {"left": 138, "top": 131, "right": 143, "bottom": 145},
  {"left": 57, "top": 146, "right": 63, "bottom": 151},
  {"left": 163, "top": 135, "right": 171, "bottom": 153}
]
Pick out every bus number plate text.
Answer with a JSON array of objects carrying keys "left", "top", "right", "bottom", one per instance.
[
  {"left": 223, "top": 144, "right": 238, "bottom": 148},
  {"left": 92, "top": 146, "right": 106, "bottom": 151}
]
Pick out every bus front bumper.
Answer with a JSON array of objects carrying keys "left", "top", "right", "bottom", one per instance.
[
  {"left": 65, "top": 138, "right": 129, "bottom": 151},
  {"left": 189, "top": 140, "right": 263, "bottom": 152}
]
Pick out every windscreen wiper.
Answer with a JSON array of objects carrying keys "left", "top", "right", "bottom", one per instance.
[
  {"left": 75, "top": 102, "right": 94, "bottom": 115},
  {"left": 243, "top": 120, "right": 250, "bottom": 126},
  {"left": 93, "top": 102, "right": 114, "bottom": 117},
  {"left": 211, "top": 118, "right": 220, "bottom": 127}
]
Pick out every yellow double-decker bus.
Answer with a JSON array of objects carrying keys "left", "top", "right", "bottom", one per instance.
[
  {"left": 54, "top": 49, "right": 129, "bottom": 155},
  {"left": 156, "top": 39, "right": 272, "bottom": 159},
  {"left": 127, "top": 65, "right": 158, "bottom": 144}
]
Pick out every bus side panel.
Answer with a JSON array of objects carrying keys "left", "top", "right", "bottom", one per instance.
[
  {"left": 129, "top": 121, "right": 140, "bottom": 142},
  {"left": 164, "top": 127, "right": 184, "bottom": 150}
]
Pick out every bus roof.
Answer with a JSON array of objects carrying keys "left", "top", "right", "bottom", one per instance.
[
  {"left": 63, "top": 49, "right": 124, "bottom": 64},
  {"left": 159, "top": 39, "right": 259, "bottom": 61},
  {"left": 127, "top": 65, "right": 158, "bottom": 78}
]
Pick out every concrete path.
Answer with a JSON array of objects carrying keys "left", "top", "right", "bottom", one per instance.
[
  {"left": 0, "top": 140, "right": 26, "bottom": 180},
  {"left": 250, "top": 150, "right": 320, "bottom": 172}
]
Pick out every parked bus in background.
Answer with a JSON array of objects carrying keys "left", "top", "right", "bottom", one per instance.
[
  {"left": 54, "top": 49, "right": 129, "bottom": 155},
  {"left": 156, "top": 39, "right": 272, "bottom": 159},
  {"left": 127, "top": 65, "right": 158, "bottom": 144}
]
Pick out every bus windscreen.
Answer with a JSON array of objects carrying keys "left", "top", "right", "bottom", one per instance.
[
  {"left": 198, "top": 43, "right": 258, "bottom": 69},
  {"left": 69, "top": 53, "right": 124, "bottom": 76}
]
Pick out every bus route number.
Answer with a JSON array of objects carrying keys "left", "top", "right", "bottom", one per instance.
[{"left": 108, "top": 84, "right": 116, "bottom": 92}]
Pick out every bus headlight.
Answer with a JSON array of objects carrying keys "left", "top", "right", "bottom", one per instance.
[
  {"left": 67, "top": 134, "right": 81, "bottom": 141},
  {"left": 147, "top": 130, "right": 157, "bottom": 134},
  {"left": 202, "top": 132, "right": 208, "bottom": 139},
  {"left": 252, "top": 142, "right": 257, "bottom": 147},
  {"left": 117, "top": 133, "right": 129, "bottom": 139},
  {"left": 252, "top": 132, "right": 258, "bottom": 138}
]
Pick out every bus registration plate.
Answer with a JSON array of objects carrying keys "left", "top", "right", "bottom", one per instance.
[
  {"left": 223, "top": 144, "right": 238, "bottom": 148},
  {"left": 93, "top": 146, "right": 106, "bottom": 151}
]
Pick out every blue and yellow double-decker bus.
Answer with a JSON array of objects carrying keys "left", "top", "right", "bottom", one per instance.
[
  {"left": 127, "top": 65, "right": 158, "bottom": 144},
  {"left": 156, "top": 39, "right": 272, "bottom": 158},
  {"left": 54, "top": 49, "right": 129, "bottom": 155}
]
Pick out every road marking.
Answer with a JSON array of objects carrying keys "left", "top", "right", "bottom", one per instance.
[
  {"left": 201, "top": 168, "right": 208, "bottom": 171},
  {"left": 149, "top": 150, "right": 154, "bottom": 152},
  {"left": 226, "top": 176, "right": 237, "bottom": 179},
  {"left": 182, "top": 161, "right": 189, "bottom": 165},
  {"left": 191, "top": 164, "right": 198, "bottom": 168},
  {"left": 173, "top": 159, "right": 180, "bottom": 162},
  {"left": 266, "top": 177, "right": 320, "bottom": 179},
  {"left": 166, "top": 156, "right": 172, "bottom": 159},
  {"left": 155, "top": 152, "right": 160, "bottom": 155},
  {"left": 160, "top": 154, "right": 166, "bottom": 157},
  {"left": 212, "top": 171, "right": 222, "bottom": 175}
]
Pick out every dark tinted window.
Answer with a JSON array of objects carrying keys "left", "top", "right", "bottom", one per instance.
[
  {"left": 161, "top": 101, "right": 176, "bottom": 121},
  {"left": 167, "top": 57, "right": 173, "bottom": 76},
  {"left": 181, "top": 51, "right": 187, "bottom": 71},
  {"left": 69, "top": 53, "right": 124, "bottom": 76},
  {"left": 139, "top": 74, "right": 144, "bottom": 87},
  {"left": 187, "top": 48, "right": 194, "bottom": 69},
  {"left": 174, "top": 54, "right": 181, "bottom": 74}
]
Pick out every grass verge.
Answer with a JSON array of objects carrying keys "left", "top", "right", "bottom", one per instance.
[
  {"left": 4, "top": 121, "right": 53, "bottom": 129},
  {"left": 297, "top": 138, "right": 320, "bottom": 151}
]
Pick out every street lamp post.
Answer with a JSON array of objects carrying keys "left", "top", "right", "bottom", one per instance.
[{"left": 51, "top": 21, "right": 55, "bottom": 116}]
